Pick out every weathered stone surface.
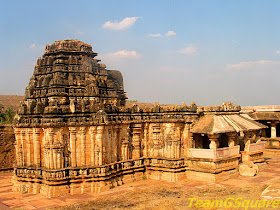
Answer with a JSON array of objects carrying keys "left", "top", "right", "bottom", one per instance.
[
  {"left": 239, "top": 161, "right": 259, "bottom": 176},
  {"left": 0, "top": 124, "right": 15, "bottom": 168},
  {"left": 12, "top": 39, "right": 266, "bottom": 197}
]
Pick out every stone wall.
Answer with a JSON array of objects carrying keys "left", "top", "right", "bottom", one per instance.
[{"left": 0, "top": 124, "right": 15, "bottom": 168}]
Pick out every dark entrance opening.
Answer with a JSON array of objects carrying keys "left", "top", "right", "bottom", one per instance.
[
  {"left": 219, "top": 133, "right": 228, "bottom": 148},
  {"left": 202, "top": 135, "right": 210, "bottom": 149},
  {"left": 276, "top": 123, "right": 280, "bottom": 138},
  {"left": 260, "top": 121, "right": 271, "bottom": 138}
]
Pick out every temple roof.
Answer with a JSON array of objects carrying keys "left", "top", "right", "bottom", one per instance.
[
  {"left": 44, "top": 39, "right": 97, "bottom": 57},
  {"left": 249, "top": 112, "right": 280, "bottom": 121},
  {"left": 191, "top": 114, "right": 267, "bottom": 135},
  {"left": 15, "top": 39, "right": 127, "bottom": 127}
]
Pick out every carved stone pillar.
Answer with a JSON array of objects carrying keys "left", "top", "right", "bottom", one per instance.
[
  {"left": 112, "top": 126, "right": 118, "bottom": 162},
  {"left": 152, "top": 123, "right": 161, "bottom": 157},
  {"left": 131, "top": 124, "right": 142, "bottom": 159},
  {"left": 48, "top": 128, "right": 54, "bottom": 169},
  {"left": 121, "top": 139, "right": 130, "bottom": 160},
  {"left": 174, "top": 126, "right": 182, "bottom": 158},
  {"left": 94, "top": 146, "right": 100, "bottom": 165},
  {"left": 89, "top": 126, "right": 97, "bottom": 166},
  {"left": 116, "top": 126, "right": 121, "bottom": 161},
  {"left": 33, "top": 128, "right": 41, "bottom": 167},
  {"left": 54, "top": 145, "right": 63, "bottom": 169},
  {"left": 96, "top": 126, "right": 104, "bottom": 165},
  {"left": 26, "top": 129, "right": 32, "bottom": 166},
  {"left": 208, "top": 133, "right": 220, "bottom": 149},
  {"left": 20, "top": 130, "right": 26, "bottom": 166},
  {"left": 13, "top": 128, "right": 19, "bottom": 166},
  {"left": 14, "top": 128, "right": 21, "bottom": 166},
  {"left": 183, "top": 124, "right": 190, "bottom": 157},
  {"left": 189, "top": 132, "right": 194, "bottom": 148},
  {"left": 80, "top": 127, "right": 87, "bottom": 166},
  {"left": 143, "top": 123, "right": 149, "bottom": 157},
  {"left": 271, "top": 122, "right": 277, "bottom": 138},
  {"left": 69, "top": 127, "right": 77, "bottom": 167},
  {"left": 227, "top": 132, "right": 236, "bottom": 147}
]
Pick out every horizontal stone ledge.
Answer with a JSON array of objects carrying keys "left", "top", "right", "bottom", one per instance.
[{"left": 185, "top": 155, "right": 241, "bottom": 162}]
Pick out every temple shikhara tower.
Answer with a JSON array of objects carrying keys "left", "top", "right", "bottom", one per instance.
[{"left": 13, "top": 39, "right": 267, "bottom": 197}]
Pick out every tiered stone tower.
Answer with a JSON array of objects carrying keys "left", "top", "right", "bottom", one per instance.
[{"left": 13, "top": 40, "right": 128, "bottom": 196}]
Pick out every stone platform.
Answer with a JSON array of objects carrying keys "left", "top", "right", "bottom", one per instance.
[{"left": 1, "top": 154, "right": 280, "bottom": 209}]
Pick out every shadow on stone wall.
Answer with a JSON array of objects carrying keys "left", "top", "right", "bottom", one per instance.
[{"left": 0, "top": 124, "right": 15, "bottom": 169}]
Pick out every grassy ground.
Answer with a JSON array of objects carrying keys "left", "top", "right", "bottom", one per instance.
[{"left": 57, "top": 183, "right": 268, "bottom": 210}]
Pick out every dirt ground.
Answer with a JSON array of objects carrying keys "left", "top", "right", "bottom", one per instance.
[{"left": 58, "top": 184, "right": 267, "bottom": 210}]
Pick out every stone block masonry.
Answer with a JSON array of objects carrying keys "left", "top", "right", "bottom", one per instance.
[{"left": 13, "top": 39, "right": 266, "bottom": 197}]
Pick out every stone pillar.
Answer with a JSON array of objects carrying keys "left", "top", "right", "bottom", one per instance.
[
  {"left": 26, "top": 129, "right": 31, "bottom": 166},
  {"left": 80, "top": 127, "right": 87, "bottom": 166},
  {"left": 121, "top": 139, "right": 130, "bottom": 160},
  {"left": 112, "top": 126, "right": 118, "bottom": 162},
  {"left": 208, "top": 134, "right": 220, "bottom": 149},
  {"left": 96, "top": 126, "right": 104, "bottom": 165},
  {"left": 189, "top": 132, "right": 194, "bottom": 148},
  {"left": 33, "top": 128, "right": 41, "bottom": 167},
  {"left": 174, "top": 126, "right": 182, "bottom": 158},
  {"left": 53, "top": 148, "right": 57, "bottom": 169},
  {"left": 227, "top": 132, "right": 237, "bottom": 147},
  {"left": 143, "top": 123, "right": 149, "bottom": 157},
  {"left": 271, "top": 122, "right": 277, "bottom": 138},
  {"left": 48, "top": 128, "right": 54, "bottom": 169},
  {"left": 89, "top": 126, "right": 97, "bottom": 166},
  {"left": 69, "top": 127, "right": 77, "bottom": 167},
  {"left": 55, "top": 146, "right": 63, "bottom": 169},
  {"left": 14, "top": 128, "right": 21, "bottom": 166},
  {"left": 116, "top": 126, "right": 121, "bottom": 161},
  {"left": 183, "top": 124, "right": 190, "bottom": 157},
  {"left": 152, "top": 124, "right": 161, "bottom": 157},
  {"left": 173, "top": 141, "right": 180, "bottom": 158},
  {"left": 131, "top": 124, "right": 142, "bottom": 159},
  {"left": 20, "top": 130, "right": 26, "bottom": 166}
]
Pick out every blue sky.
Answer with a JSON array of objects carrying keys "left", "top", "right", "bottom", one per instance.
[{"left": 1, "top": 0, "right": 280, "bottom": 106}]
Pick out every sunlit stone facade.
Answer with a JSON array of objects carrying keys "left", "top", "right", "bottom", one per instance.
[{"left": 13, "top": 40, "right": 266, "bottom": 197}]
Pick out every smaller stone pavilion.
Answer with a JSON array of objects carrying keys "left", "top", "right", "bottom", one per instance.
[
  {"left": 243, "top": 106, "right": 280, "bottom": 149},
  {"left": 13, "top": 39, "right": 267, "bottom": 197}
]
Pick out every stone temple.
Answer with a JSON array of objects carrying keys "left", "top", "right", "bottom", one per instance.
[{"left": 13, "top": 39, "right": 267, "bottom": 197}]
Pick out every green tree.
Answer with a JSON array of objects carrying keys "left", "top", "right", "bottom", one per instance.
[
  {"left": 4, "top": 107, "right": 15, "bottom": 123},
  {"left": 0, "top": 104, "right": 5, "bottom": 123},
  {"left": 0, "top": 104, "right": 15, "bottom": 123}
]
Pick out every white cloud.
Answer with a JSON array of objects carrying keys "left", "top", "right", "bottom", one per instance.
[
  {"left": 29, "top": 43, "right": 36, "bottom": 49},
  {"left": 159, "top": 66, "right": 192, "bottom": 73},
  {"left": 110, "top": 50, "right": 140, "bottom": 58},
  {"left": 178, "top": 46, "right": 198, "bottom": 55},
  {"left": 29, "top": 43, "right": 44, "bottom": 50},
  {"left": 74, "top": 31, "right": 84, "bottom": 35},
  {"left": 102, "top": 17, "right": 140, "bottom": 30},
  {"left": 147, "top": 33, "right": 162, "bottom": 37},
  {"left": 225, "top": 60, "right": 280, "bottom": 71},
  {"left": 276, "top": 50, "right": 280, "bottom": 55},
  {"left": 165, "top": 30, "right": 176, "bottom": 37},
  {"left": 100, "top": 50, "right": 141, "bottom": 61}
]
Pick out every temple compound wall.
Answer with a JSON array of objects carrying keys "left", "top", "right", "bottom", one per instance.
[
  {"left": 0, "top": 124, "right": 15, "bottom": 169},
  {"left": 13, "top": 40, "right": 267, "bottom": 197}
]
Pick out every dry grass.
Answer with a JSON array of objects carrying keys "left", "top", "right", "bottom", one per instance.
[{"left": 57, "top": 183, "right": 267, "bottom": 210}]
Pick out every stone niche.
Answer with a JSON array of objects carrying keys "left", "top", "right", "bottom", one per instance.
[{"left": 13, "top": 39, "right": 265, "bottom": 197}]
